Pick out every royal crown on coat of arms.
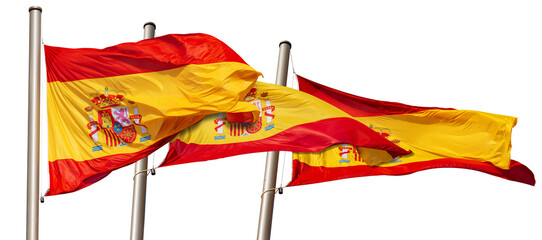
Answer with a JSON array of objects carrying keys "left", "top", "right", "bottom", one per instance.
[
  {"left": 85, "top": 87, "right": 151, "bottom": 151},
  {"left": 89, "top": 88, "right": 127, "bottom": 109}
]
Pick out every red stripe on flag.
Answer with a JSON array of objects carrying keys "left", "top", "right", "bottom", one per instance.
[
  {"left": 297, "top": 75, "right": 453, "bottom": 117},
  {"left": 47, "top": 134, "right": 176, "bottom": 196},
  {"left": 44, "top": 34, "right": 248, "bottom": 83},
  {"left": 226, "top": 112, "right": 255, "bottom": 123},
  {"left": 288, "top": 159, "right": 535, "bottom": 187},
  {"left": 160, "top": 117, "right": 411, "bottom": 167}
]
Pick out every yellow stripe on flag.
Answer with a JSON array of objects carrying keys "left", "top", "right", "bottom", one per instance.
[
  {"left": 354, "top": 109, "right": 517, "bottom": 170},
  {"left": 48, "top": 62, "right": 260, "bottom": 163}
]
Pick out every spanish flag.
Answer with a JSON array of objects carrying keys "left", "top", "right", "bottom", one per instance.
[
  {"left": 160, "top": 81, "right": 411, "bottom": 167},
  {"left": 45, "top": 34, "right": 262, "bottom": 196},
  {"left": 288, "top": 75, "right": 535, "bottom": 186}
]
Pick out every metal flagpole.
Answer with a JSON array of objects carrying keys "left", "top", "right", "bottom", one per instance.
[
  {"left": 256, "top": 40, "right": 291, "bottom": 240},
  {"left": 129, "top": 22, "right": 156, "bottom": 240},
  {"left": 27, "top": 6, "right": 42, "bottom": 240}
]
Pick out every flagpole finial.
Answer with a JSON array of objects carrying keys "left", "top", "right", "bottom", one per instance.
[
  {"left": 144, "top": 22, "right": 156, "bottom": 29},
  {"left": 279, "top": 40, "right": 291, "bottom": 48},
  {"left": 29, "top": 6, "right": 42, "bottom": 12}
]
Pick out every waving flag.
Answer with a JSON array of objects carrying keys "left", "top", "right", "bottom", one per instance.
[
  {"left": 46, "top": 34, "right": 262, "bottom": 196},
  {"left": 160, "top": 81, "right": 411, "bottom": 167},
  {"left": 289, "top": 75, "right": 535, "bottom": 186}
]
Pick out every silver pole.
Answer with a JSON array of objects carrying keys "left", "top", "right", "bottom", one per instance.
[
  {"left": 129, "top": 22, "right": 155, "bottom": 240},
  {"left": 256, "top": 41, "right": 291, "bottom": 240},
  {"left": 27, "top": 6, "right": 42, "bottom": 240}
]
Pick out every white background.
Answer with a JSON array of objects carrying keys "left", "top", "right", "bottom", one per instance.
[{"left": 2, "top": 1, "right": 541, "bottom": 239}]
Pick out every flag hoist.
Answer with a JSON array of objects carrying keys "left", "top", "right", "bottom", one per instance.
[
  {"left": 27, "top": 6, "right": 42, "bottom": 240},
  {"left": 130, "top": 22, "right": 156, "bottom": 240},
  {"left": 256, "top": 41, "right": 291, "bottom": 240}
]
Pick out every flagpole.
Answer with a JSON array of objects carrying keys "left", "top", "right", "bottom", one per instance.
[
  {"left": 256, "top": 40, "right": 291, "bottom": 240},
  {"left": 129, "top": 22, "right": 155, "bottom": 240},
  {"left": 27, "top": 6, "right": 42, "bottom": 240}
]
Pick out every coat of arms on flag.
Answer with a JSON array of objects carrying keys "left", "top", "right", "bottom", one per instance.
[
  {"left": 85, "top": 87, "right": 150, "bottom": 151},
  {"left": 214, "top": 85, "right": 275, "bottom": 139}
]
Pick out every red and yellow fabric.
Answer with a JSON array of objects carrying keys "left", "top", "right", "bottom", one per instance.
[
  {"left": 46, "top": 33, "right": 262, "bottom": 196},
  {"left": 288, "top": 75, "right": 535, "bottom": 186},
  {"left": 160, "top": 81, "right": 411, "bottom": 167}
]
